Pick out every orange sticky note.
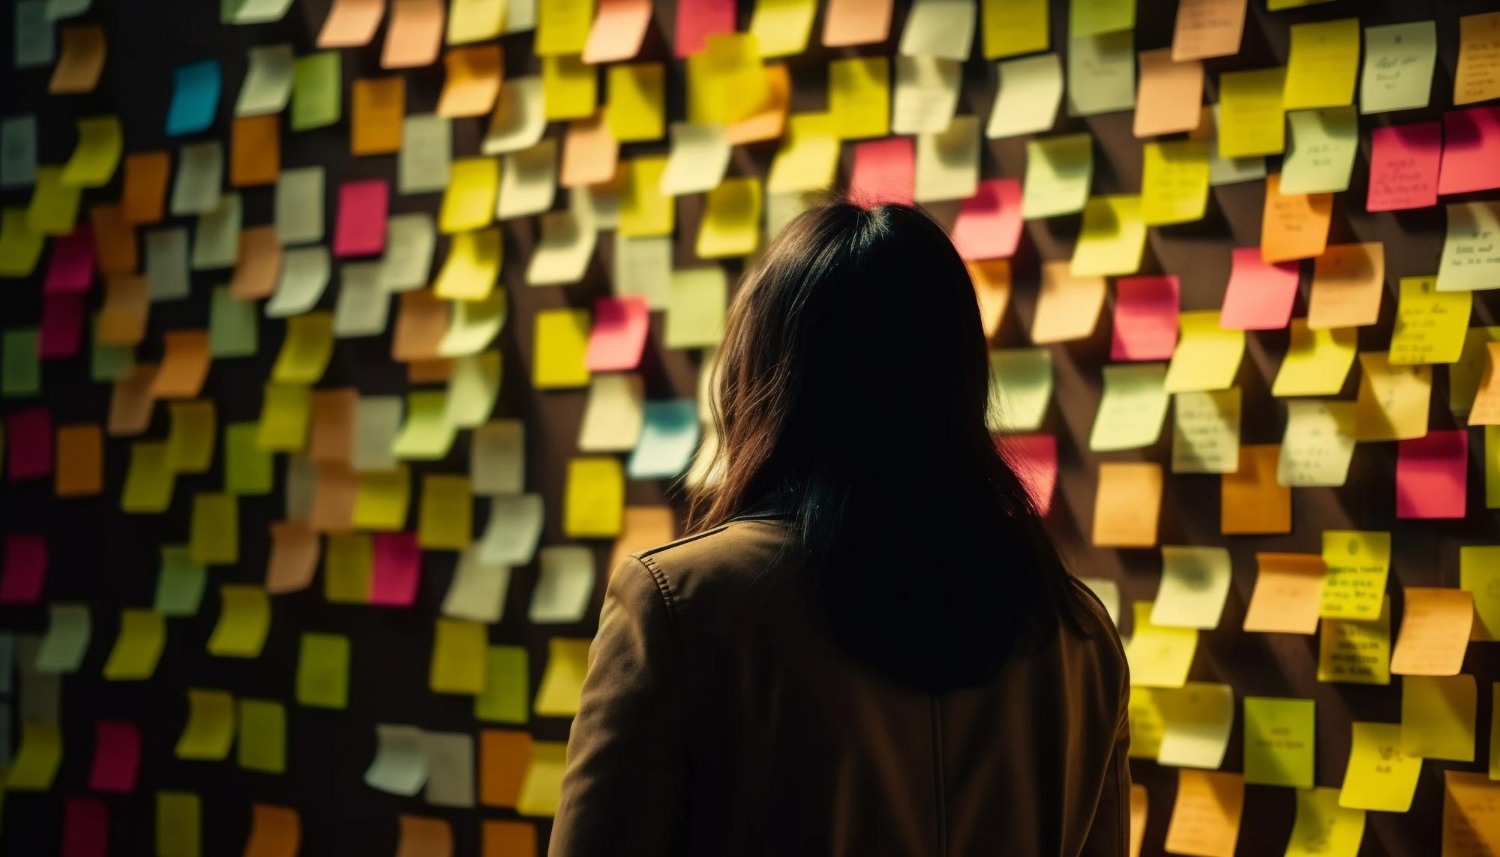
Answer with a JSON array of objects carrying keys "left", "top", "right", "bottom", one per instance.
[
  {"left": 583, "top": 0, "right": 653, "bottom": 64},
  {"left": 1260, "top": 173, "right": 1332, "bottom": 264},
  {"left": 1456, "top": 12, "right": 1500, "bottom": 106},
  {"left": 1134, "top": 49, "right": 1204, "bottom": 138},
  {"left": 150, "top": 331, "right": 211, "bottom": 399},
  {"left": 823, "top": 0, "right": 892, "bottom": 47},
  {"left": 382, "top": 0, "right": 445, "bottom": 69},
  {"left": 229, "top": 227, "right": 282, "bottom": 301},
  {"left": 1031, "top": 261, "right": 1106, "bottom": 344},
  {"left": 1390, "top": 587, "right": 1474, "bottom": 676},
  {"left": 1470, "top": 342, "right": 1500, "bottom": 426},
  {"left": 108, "top": 363, "right": 158, "bottom": 437},
  {"left": 90, "top": 205, "right": 137, "bottom": 275},
  {"left": 267, "top": 521, "right": 320, "bottom": 594},
  {"left": 97, "top": 275, "right": 149, "bottom": 345},
  {"left": 480, "top": 730, "right": 532, "bottom": 809},
  {"left": 50, "top": 25, "right": 107, "bottom": 94},
  {"left": 1171, "top": 0, "right": 1247, "bottom": 61},
  {"left": 1307, "top": 243, "right": 1385, "bottom": 330},
  {"left": 1164, "top": 769, "right": 1244, "bottom": 857},
  {"left": 317, "top": 0, "right": 386, "bottom": 48},
  {"left": 1221, "top": 445, "right": 1290, "bottom": 535},
  {"left": 392, "top": 290, "right": 449, "bottom": 363},
  {"left": 482, "top": 821, "right": 537, "bottom": 857},
  {"left": 560, "top": 112, "right": 619, "bottom": 188},
  {"left": 352, "top": 77, "right": 405, "bottom": 155},
  {"left": 1130, "top": 784, "right": 1148, "bottom": 857},
  {"left": 309, "top": 389, "right": 358, "bottom": 466},
  {"left": 437, "top": 45, "right": 503, "bottom": 118},
  {"left": 1443, "top": 770, "right": 1500, "bottom": 854},
  {"left": 244, "top": 804, "right": 300, "bottom": 857},
  {"left": 56, "top": 424, "right": 103, "bottom": 497},
  {"left": 968, "top": 259, "right": 1012, "bottom": 341},
  {"left": 308, "top": 465, "right": 358, "bottom": 534},
  {"left": 121, "top": 152, "right": 171, "bottom": 226},
  {"left": 230, "top": 115, "right": 281, "bottom": 188},
  {"left": 1243, "top": 553, "right": 1326, "bottom": 634},
  {"left": 396, "top": 815, "right": 452, "bottom": 857},
  {"left": 609, "top": 506, "right": 678, "bottom": 573},
  {"left": 1092, "top": 462, "right": 1163, "bottom": 548},
  {"left": 408, "top": 358, "right": 452, "bottom": 383},
  {"left": 725, "top": 65, "right": 791, "bottom": 146}
]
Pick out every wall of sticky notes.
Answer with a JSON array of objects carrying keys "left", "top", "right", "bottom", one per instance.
[{"left": 3, "top": 0, "right": 1500, "bottom": 855}]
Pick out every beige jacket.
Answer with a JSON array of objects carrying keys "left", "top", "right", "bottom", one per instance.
[{"left": 551, "top": 518, "right": 1130, "bottom": 856}]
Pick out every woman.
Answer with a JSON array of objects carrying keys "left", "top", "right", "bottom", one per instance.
[{"left": 551, "top": 202, "right": 1129, "bottom": 856}]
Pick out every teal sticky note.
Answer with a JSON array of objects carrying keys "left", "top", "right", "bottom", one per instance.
[
  {"left": 291, "top": 52, "right": 341, "bottom": 132},
  {"left": 154, "top": 546, "right": 208, "bottom": 617},
  {"left": 208, "top": 286, "right": 258, "bottom": 357},
  {"left": 627, "top": 399, "right": 701, "bottom": 480},
  {"left": 1, "top": 115, "right": 38, "bottom": 189},
  {"left": 13, "top": 2, "right": 54, "bottom": 70},
  {"left": 2, "top": 327, "right": 40, "bottom": 397},
  {"left": 166, "top": 61, "right": 222, "bottom": 137}
]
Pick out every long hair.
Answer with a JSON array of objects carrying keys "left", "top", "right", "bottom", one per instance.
[{"left": 689, "top": 201, "right": 1090, "bottom": 692}]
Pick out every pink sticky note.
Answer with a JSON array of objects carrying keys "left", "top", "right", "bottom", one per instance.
[
  {"left": 60, "top": 798, "right": 108, "bottom": 857},
  {"left": 849, "top": 138, "right": 915, "bottom": 208},
  {"left": 1367, "top": 122, "right": 1442, "bottom": 213},
  {"left": 43, "top": 227, "right": 96, "bottom": 294},
  {"left": 999, "top": 434, "right": 1058, "bottom": 516},
  {"left": 1396, "top": 429, "right": 1467, "bottom": 519},
  {"left": 1110, "top": 276, "right": 1180, "bottom": 361},
  {"left": 951, "top": 178, "right": 1024, "bottom": 261},
  {"left": 333, "top": 179, "right": 390, "bottom": 258},
  {"left": 1437, "top": 106, "right": 1500, "bottom": 197},
  {"left": 585, "top": 296, "right": 649, "bottom": 372},
  {"left": 89, "top": 720, "right": 141, "bottom": 793},
  {"left": 38, "top": 294, "right": 86, "bottom": 359},
  {"left": 6, "top": 407, "right": 53, "bottom": 482},
  {"left": 1219, "top": 247, "right": 1301, "bottom": 330},
  {"left": 674, "top": 0, "right": 735, "bottom": 57},
  {"left": 371, "top": 532, "right": 421, "bottom": 606},
  {"left": 0, "top": 533, "right": 47, "bottom": 604}
]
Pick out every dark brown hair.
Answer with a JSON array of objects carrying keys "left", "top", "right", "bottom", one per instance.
[{"left": 690, "top": 201, "right": 1091, "bottom": 691}]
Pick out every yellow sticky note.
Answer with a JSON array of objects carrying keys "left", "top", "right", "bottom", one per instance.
[
  {"left": 1128, "top": 685, "right": 1169, "bottom": 759},
  {"left": 297, "top": 631, "right": 351, "bottom": 708},
  {"left": 447, "top": 0, "right": 505, "bottom": 44},
  {"left": 156, "top": 791, "right": 201, "bottom": 857},
  {"left": 1486, "top": 426, "right": 1500, "bottom": 510},
  {"left": 542, "top": 55, "right": 597, "bottom": 121},
  {"left": 1389, "top": 277, "right": 1471, "bottom": 365},
  {"left": 1283, "top": 18, "right": 1360, "bottom": 110},
  {"left": 564, "top": 456, "right": 623, "bottom": 538},
  {"left": 1155, "top": 682, "right": 1234, "bottom": 769},
  {"left": 1165, "top": 311, "right": 1245, "bottom": 393},
  {"left": 828, "top": 56, "right": 890, "bottom": 140},
  {"left": 768, "top": 113, "right": 839, "bottom": 193},
  {"left": 983, "top": 0, "right": 1048, "bottom": 59},
  {"left": 1339, "top": 722, "right": 1421, "bottom": 812},
  {"left": 516, "top": 740, "right": 567, "bottom": 817},
  {"left": 606, "top": 63, "right": 665, "bottom": 142},
  {"left": 1272, "top": 320, "right": 1356, "bottom": 397},
  {"left": 434, "top": 227, "right": 502, "bottom": 301},
  {"left": 1354, "top": 352, "right": 1431, "bottom": 441},
  {"left": 535, "top": 0, "right": 592, "bottom": 56},
  {"left": 257, "top": 383, "right": 312, "bottom": 452},
  {"left": 1443, "top": 771, "right": 1500, "bottom": 854},
  {"left": 4, "top": 721, "right": 63, "bottom": 791},
  {"left": 439, "top": 157, "right": 499, "bottom": 234},
  {"left": 176, "top": 688, "right": 236, "bottom": 760},
  {"left": 27, "top": 166, "right": 83, "bottom": 236},
  {"left": 1285, "top": 787, "right": 1365, "bottom": 857},
  {"left": 103, "top": 608, "right": 166, "bottom": 680},
  {"left": 1461, "top": 546, "right": 1500, "bottom": 641},
  {"left": 1242, "top": 696, "right": 1315, "bottom": 788},
  {"left": 1070, "top": 195, "right": 1145, "bottom": 277},
  {"left": 618, "top": 156, "right": 673, "bottom": 237},
  {"left": 1217, "top": 67, "right": 1286, "bottom": 159},
  {"left": 1171, "top": 388, "right": 1241, "bottom": 474},
  {"left": 430, "top": 617, "right": 487, "bottom": 694},
  {"left": 1089, "top": 363, "right": 1168, "bottom": 452},
  {"left": 237, "top": 699, "right": 286, "bottom": 774},
  {"left": 189, "top": 493, "right": 239, "bottom": 565},
  {"left": 418, "top": 474, "right": 473, "bottom": 550},
  {"left": 1126, "top": 601, "right": 1198, "bottom": 688},
  {"left": 534, "top": 637, "right": 591, "bottom": 717},
  {"left": 352, "top": 466, "right": 411, "bottom": 531},
  {"left": 750, "top": 0, "right": 817, "bottom": 58},
  {"left": 61, "top": 116, "right": 123, "bottom": 188},
  {"left": 686, "top": 34, "right": 770, "bottom": 126},
  {"left": 1141, "top": 141, "right": 1210, "bottom": 226},
  {"left": 207, "top": 584, "right": 271, "bottom": 658},
  {"left": 1319, "top": 531, "right": 1390, "bottom": 621},
  {"left": 697, "top": 177, "right": 761, "bottom": 259},
  {"left": 1318, "top": 598, "right": 1392, "bottom": 685},
  {"left": 122, "top": 442, "right": 175, "bottom": 513},
  {"left": 533, "top": 308, "right": 591, "bottom": 390},
  {"left": 0, "top": 208, "right": 46, "bottom": 276},
  {"left": 1022, "top": 133, "right": 1092, "bottom": 220},
  {"left": 1401, "top": 674, "right": 1476, "bottom": 761},
  {"left": 271, "top": 312, "right": 335, "bottom": 384},
  {"left": 165, "top": 402, "right": 215, "bottom": 474}
]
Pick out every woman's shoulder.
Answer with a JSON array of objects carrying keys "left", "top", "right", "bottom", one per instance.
[{"left": 618, "top": 518, "right": 798, "bottom": 611}]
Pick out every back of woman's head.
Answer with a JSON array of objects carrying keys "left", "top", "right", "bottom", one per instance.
[{"left": 693, "top": 201, "right": 1088, "bottom": 691}]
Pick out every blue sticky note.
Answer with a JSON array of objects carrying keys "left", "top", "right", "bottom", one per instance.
[
  {"left": 166, "top": 61, "right": 222, "bottom": 137},
  {"left": 627, "top": 400, "right": 702, "bottom": 480}
]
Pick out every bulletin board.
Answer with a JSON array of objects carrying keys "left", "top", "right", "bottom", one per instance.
[{"left": 1, "top": 0, "right": 1499, "bottom": 855}]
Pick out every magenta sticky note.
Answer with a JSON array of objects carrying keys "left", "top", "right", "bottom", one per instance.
[
  {"left": 1437, "top": 106, "right": 1500, "bottom": 197},
  {"left": 998, "top": 433, "right": 1058, "bottom": 516},
  {"left": 43, "top": 227, "right": 96, "bottom": 295},
  {"left": 849, "top": 138, "right": 915, "bottom": 208},
  {"left": 1110, "top": 275, "right": 1180, "bottom": 361},
  {"left": 1396, "top": 429, "right": 1467, "bottom": 519},
  {"left": 60, "top": 798, "right": 108, "bottom": 857},
  {"left": 1367, "top": 122, "right": 1442, "bottom": 213},
  {"left": 89, "top": 720, "right": 142, "bottom": 793},
  {"left": 952, "top": 178, "right": 1024, "bottom": 261},
  {"left": 6, "top": 406, "right": 53, "bottom": 482},
  {"left": 585, "top": 296, "right": 650, "bottom": 372},
  {"left": 38, "top": 294, "right": 86, "bottom": 359},
  {"left": 0, "top": 533, "right": 47, "bottom": 604},
  {"left": 371, "top": 532, "right": 421, "bottom": 606},
  {"left": 1219, "top": 247, "right": 1301, "bottom": 330},
  {"left": 333, "top": 179, "right": 390, "bottom": 258}
]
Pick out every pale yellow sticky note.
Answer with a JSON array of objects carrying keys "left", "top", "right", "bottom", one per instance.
[
  {"left": 1354, "top": 352, "right": 1431, "bottom": 442},
  {"left": 1151, "top": 546, "right": 1232, "bottom": 630},
  {"left": 1164, "top": 311, "right": 1244, "bottom": 393},
  {"left": 1021, "top": 133, "right": 1092, "bottom": 220},
  {"left": 1278, "top": 400, "right": 1356, "bottom": 487},
  {"left": 439, "top": 157, "right": 498, "bottom": 234},
  {"left": 1171, "top": 388, "right": 1241, "bottom": 474},
  {"left": 606, "top": 63, "right": 665, "bottom": 142},
  {"left": 1285, "top": 787, "right": 1365, "bottom": 857},
  {"left": 1318, "top": 598, "right": 1391, "bottom": 685},
  {"left": 434, "top": 228, "right": 502, "bottom": 301},
  {"left": 1070, "top": 195, "right": 1145, "bottom": 277},
  {"left": 533, "top": 308, "right": 590, "bottom": 390},
  {"left": 564, "top": 456, "right": 623, "bottom": 538},
  {"left": 618, "top": 157, "right": 673, "bottom": 237},
  {"left": 1460, "top": 546, "right": 1500, "bottom": 641},
  {"left": 1272, "top": 320, "right": 1356, "bottom": 398},
  {"left": 1390, "top": 276, "right": 1471, "bottom": 365},
  {"left": 1141, "top": 141, "right": 1210, "bottom": 226},
  {"left": 1164, "top": 769, "right": 1244, "bottom": 857},
  {"left": 176, "top": 688, "right": 236, "bottom": 760},
  {"left": 1156, "top": 682, "right": 1235, "bottom": 769},
  {"left": 1319, "top": 530, "right": 1390, "bottom": 621},
  {"left": 207, "top": 584, "right": 271, "bottom": 658},
  {"left": 665, "top": 266, "right": 727, "bottom": 349},
  {"left": 103, "top": 608, "right": 167, "bottom": 680},
  {"left": 516, "top": 741, "right": 567, "bottom": 817},
  {"left": 1089, "top": 362, "right": 1168, "bottom": 452},
  {"left": 1125, "top": 601, "right": 1198, "bottom": 688},
  {"left": 534, "top": 637, "right": 591, "bottom": 716},
  {"left": 1217, "top": 67, "right": 1286, "bottom": 159},
  {"left": 827, "top": 56, "right": 890, "bottom": 140},
  {"left": 1390, "top": 587, "right": 1473, "bottom": 676},
  {"left": 1283, "top": 18, "right": 1360, "bottom": 110},
  {"left": 1401, "top": 674, "right": 1476, "bottom": 761},
  {"left": 696, "top": 177, "right": 761, "bottom": 259},
  {"left": 418, "top": 474, "right": 473, "bottom": 550},
  {"left": 750, "top": 0, "right": 817, "bottom": 58},
  {"left": 1031, "top": 261, "right": 1105, "bottom": 343},
  {"left": 1339, "top": 722, "right": 1421, "bottom": 811},
  {"left": 988, "top": 348, "right": 1053, "bottom": 434},
  {"left": 430, "top": 617, "right": 487, "bottom": 694},
  {"left": 392, "top": 390, "right": 456, "bottom": 460}
]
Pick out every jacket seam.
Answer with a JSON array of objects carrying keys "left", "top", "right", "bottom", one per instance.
[{"left": 635, "top": 554, "right": 682, "bottom": 636}]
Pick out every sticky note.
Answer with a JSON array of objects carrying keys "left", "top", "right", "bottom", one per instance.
[
  {"left": 578, "top": 374, "right": 644, "bottom": 452},
  {"left": 49, "top": 24, "right": 106, "bottom": 94},
  {"left": 982, "top": 0, "right": 1047, "bottom": 58},
  {"left": 417, "top": 475, "right": 472, "bottom": 550},
  {"left": 581, "top": 0, "right": 651, "bottom": 63},
  {"left": 1151, "top": 546, "right": 1231, "bottom": 630},
  {"left": 528, "top": 307, "right": 591, "bottom": 390},
  {"left": 1355, "top": 352, "right": 1431, "bottom": 442},
  {"left": 271, "top": 313, "right": 335, "bottom": 385},
  {"left": 985, "top": 348, "right": 1051, "bottom": 434},
  {"left": 207, "top": 584, "right": 268, "bottom": 657},
  {"left": 392, "top": 390, "right": 454, "bottom": 460},
  {"left": 985, "top": 53, "right": 1062, "bottom": 140},
  {"left": 1307, "top": 242, "right": 1385, "bottom": 330},
  {"left": 1286, "top": 788, "right": 1364, "bottom": 857},
  {"left": 164, "top": 402, "right": 215, "bottom": 475},
  {"left": 528, "top": 546, "right": 595, "bottom": 623},
  {"left": 541, "top": 55, "right": 597, "bottom": 121},
  {"left": 1134, "top": 49, "right": 1203, "bottom": 138},
  {"left": 1361, "top": 21, "right": 1437, "bottom": 114},
  {"left": 365, "top": 725, "right": 428, "bottom": 795},
  {"left": 891, "top": 56, "right": 960, "bottom": 135},
  {"left": 296, "top": 632, "right": 350, "bottom": 708},
  {"left": 1318, "top": 598, "right": 1391, "bottom": 685},
  {"left": 1461, "top": 547, "right": 1500, "bottom": 641},
  {"left": 1280, "top": 107, "right": 1358, "bottom": 196},
  {"left": 428, "top": 617, "right": 486, "bottom": 694},
  {"left": 1317, "top": 530, "right": 1391, "bottom": 622},
  {"left": 236, "top": 44, "right": 294, "bottom": 117},
  {"left": 1217, "top": 68, "right": 1286, "bottom": 159},
  {"left": 436, "top": 45, "right": 504, "bottom": 120},
  {"left": 1130, "top": 686, "right": 1169, "bottom": 758},
  {"left": 1172, "top": 388, "right": 1241, "bottom": 475},
  {"left": 697, "top": 177, "right": 761, "bottom": 258},
  {"left": 236, "top": 698, "right": 285, "bottom": 773},
  {"left": 1364, "top": 123, "right": 1441, "bottom": 215},
  {"left": 476, "top": 494, "right": 543, "bottom": 566},
  {"left": 1243, "top": 553, "right": 1325, "bottom": 634},
  {"left": 1071, "top": 195, "right": 1145, "bottom": 277},
  {"left": 827, "top": 56, "right": 890, "bottom": 140},
  {"left": 1339, "top": 722, "right": 1421, "bottom": 811},
  {"left": 1456, "top": 12, "right": 1500, "bottom": 106},
  {"left": 102, "top": 608, "right": 165, "bottom": 680},
  {"left": 6, "top": 721, "right": 63, "bottom": 791},
  {"left": 0, "top": 208, "right": 45, "bottom": 276},
  {"left": 1218, "top": 247, "right": 1299, "bottom": 331},
  {"left": 176, "top": 688, "right": 234, "bottom": 760},
  {"left": 370, "top": 532, "right": 421, "bottom": 606},
  {"left": 1066, "top": 31, "right": 1135, "bottom": 119},
  {"left": 1441, "top": 107, "right": 1500, "bottom": 198},
  {"left": 665, "top": 266, "right": 726, "bottom": 349},
  {"left": 292, "top": 52, "right": 341, "bottom": 131},
  {"left": 1164, "top": 770, "right": 1243, "bottom": 857},
  {"left": 1112, "top": 276, "right": 1179, "bottom": 360},
  {"left": 628, "top": 399, "right": 700, "bottom": 479},
  {"left": 1170, "top": 0, "right": 1245, "bottom": 61},
  {"left": 89, "top": 720, "right": 140, "bottom": 793},
  {"left": 1389, "top": 277, "right": 1470, "bottom": 367},
  {"left": 607, "top": 63, "right": 666, "bottom": 143},
  {"left": 1092, "top": 462, "right": 1162, "bottom": 548},
  {"left": 1139, "top": 140, "right": 1209, "bottom": 226},
  {"left": 7, "top": 406, "right": 53, "bottom": 481},
  {"left": 91, "top": 205, "right": 136, "bottom": 275},
  {"left": 1165, "top": 312, "right": 1244, "bottom": 393},
  {"left": 317, "top": 0, "right": 385, "bottom": 46},
  {"left": 155, "top": 791, "right": 201, "bottom": 857},
  {"left": 970, "top": 259, "right": 1012, "bottom": 341},
  {"left": 166, "top": 61, "right": 221, "bottom": 137},
  {"left": 1282, "top": 18, "right": 1360, "bottom": 110},
  {"left": 333, "top": 180, "right": 388, "bottom": 258},
  {"left": 28, "top": 166, "right": 82, "bottom": 236},
  {"left": 352, "top": 77, "right": 405, "bottom": 155},
  {"left": 1221, "top": 444, "right": 1290, "bottom": 534},
  {"left": 60, "top": 116, "right": 121, "bottom": 188},
  {"left": 564, "top": 456, "right": 623, "bottom": 538},
  {"left": 1261, "top": 174, "right": 1332, "bottom": 264},
  {"left": 243, "top": 805, "right": 300, "bottom": 857},
  {"left": 848, "top": 137, "right": 914, "bottom": 207},
  {"left": 442, "top": 547, "right": 510, "bottom": 623},
  {"left": 1442, "top": 770, "right": 1500, "bottom": 854},
  {"left": 1437, "top": 201, "right": 1500, "bottom": 294},
  {"left": 1156, "top": 682, "right": 1234, "bottom": 768},
  {"left": 1390, "top": 587, "right": 1474, "bottom": 676},
  {"left": 1399, "top": 674, "right": 1475, "bottom": 761},
  {"left": 913, "top": 115, "right": 979, "bottom": 203},
  {"left": 3, "top": 328, "right": 41, "bottom": 396},
  {"left": 531, "top": 637, "right": 589, "bottom": 718},
  {"left": 34, "top": 602, "right": 89, "bottom": 674},
  {"left": 1242, "top": 697, "right": 1315, "bottom": 787},
  {"left": 1272, "top": 320, "right": 1356, "bottom": 397},
  {"left": 55, "top": 423, "right": 102, "bottom": 496},
  {"left": 526, "top": 211, "right": 596, "bottom": 285},
  {"left": 1021, "top": 133, "right": 1092, "bottom": 220},
  {"left": 618, "top": 156, "right": 673, "bottom": 236},
  {"left": 1089, "top": 362, "right": 1167, "bottom": 452},
  {"left": 1395, "top": 430, "right": 1468, "bottom": 520}
]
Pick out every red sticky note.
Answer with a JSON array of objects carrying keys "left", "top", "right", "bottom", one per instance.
[
  {"left": 674, "top": 0, "right": 735, "bottom": 57},
  {"left": 60, "top": 798, "right": 108, "bottom": 857},
  {"left": 38, "top": 294, "right": 86, "bottom": 358},
  {"left": 371, "top": 532, "right": 421, "bottom": 606},
  {"left": 1438, "top": 106, "right": 1500, "bottom": 197},
  {"left": 89, "top": 720, "right": 141, "bottom": 793},
  {"left": 334, "top": 179, "right": 390, "bottom": 258},
  {"left": 951, "top": 178, "right": 1023, "bottom": 261},
  {"left": 7, "top": 407, "right": 53, "bottom": 482},
  {"left": 849, "top": 138, "right": 915, "bottom": 208},
  {"left": 1367, "top": 122, "right": 1442, "bottom": 212},
  {"left": 43, "top": 227, "right": 96, "bottom": 294},
  {"left": 1396, "top": 429, "right": 1467, "bottom": 519},
  {"left": 585, "top": 296, "right": 649, "bottom": 372},
  {"left": 1219, "top": 247, "right": 1300, "bottom": 330},
  {"left": 999, "top": 434, "right": 1058, "bottom": 516},
  {"left": 0, "top": 533, "right": 47, "bottom": 604},
  {"left": 1110, "top": 276, "right": 1180, "bottom": 361}
]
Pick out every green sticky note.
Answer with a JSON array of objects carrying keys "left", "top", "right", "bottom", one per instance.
[
  {"left": 189, "top": 494, "right": 240, "bottom": 565},
  {"left": 1090, "top": 362, "right": 1170, "bottom": 452},
  {"left": 475, "top": 645, "right": 530, "bottom": 724},
  {"left": 296, "top": 632, "right": 350, "bottom": 709},
  {"left": 390, "top": 390, "right": 456, "bottom": 460},
  {"left": 208, "top": 286, "right": 259, "bottom": 358},
  {"left": 91, "top": 339, "right": 136, "bottom": 382},
  {"left": 1021, "top": 133, "right": 1092, "bottom": 220},
  {"left": 987, "top": 348, "right": 1053, "bottom": 433},
  {"left": 1280, "top": 107, "right": 1359, "bottom": 195},
  {"left": 1068, "top": 0, "right": 1135, "bottom": 39},
  {"left": 155, "top": 546, "right": 208, "bottom": 617},
  {"left": 1243, "top": 696, "right": 1316, "bottom": 788},
  {"left": 156, "top": 791, "right": 202, "bottom": 857},
  {"left": 224, "top": 423, "right": 273, "bottom": 495},
  {"left": 237, "top": 698, "right": 287, "bottom": 773},
  {"left": 2, "top": 327, "right": 40, "bottom": 396},
  {"left": 291, "top": 52, "right": 341, "bottom": 131}
]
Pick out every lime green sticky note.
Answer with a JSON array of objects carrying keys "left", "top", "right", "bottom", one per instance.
[
  {"left": 271, "top": 312, "right": 334, "bottom": 384},
  {"left": 155, "top": 546, "right": 207, "bottom": 617},
  {"left": 4, "top": 721, "right": 63, "bottom": 790},
  {"left": 1280, "top": 107, "right": 1358, "bottom": 195},
  {"left": 430, "top": 617, "right": 487, "bottom": 695},
  {"left": 1021, "top": 133, "right": 1092, "bottom": 220},
  {"left": 189, "top": 493, "right": 239, "bottom": 565},
  {"left": 208, "top": 286, "right": 258, "bottom": 358},
  {"left": 224, "top": 423, "right": 273, "bottom": 495},
  {"left": 90, "top": 334, "right": 135, "bottom": 382},
  {"left": 2, "top": 327, "right": 40, "bottom": 397},
  {"left": 1090, "top": 363, "right": 1169, "bottom": 452},
  {"left": 987, "top": 348, "right": 1053, "bottom": 433},
  {"left": 1319, "top": 530, "right": 1390, "bottom": 621},
  {"left": 121, "top": 442, "right": 175, "bottom": 513},
  {"left": 166, "top": 401, "right": 216, "bottom": 474},
  {"left": 103, "top": 608, "right": 166, "bottom": 680},
  {"left": 391, "top": 390, "right": 455, "bottom": 460},
  {"left": 156, "top": 791, "right": 202, "bottom": 857},
  {"left": 1071, "top": 195, "right": 1146, "bottom": 277},
  {"left": 1243, "top": 696, "right": 1316, "bottom": 787},
  {"left": 1339, "top": 722, "right": 1421, "bottom": 811},
  {"left": 291, "top": 52, "right": 341, "bottom": 131},
  {"left": 27, "top": 166, "right": 81, "bottom": 235},
  {"left": 0, "top": 208, "right": 46, "bottom": 276},
  {"left": 324, "top": 533, "right": 372, "bottom": 604},
  {"left": 207, "top": 584, "right": 269, "bottom": 657},
  {"left": 237, "top": 698, "right": 286, "bottom": 773},
  {"left": 176, "top": 688, "right": 235, "bottom": 760},
  {"left": 257, "top": 383, "right": 311, "bottom": 451},
  {"left": 296, "top": 631, "right": 350, "bottom": 709},
  {"left": 1068, "top": 0, "right": 1134, "bottom": 39},
  {"left": 475, "top": 645, "right": 529, "bottom": 724},
  {"left": 1285, "top": 787, "right": 1364, "bottom": 857}
]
